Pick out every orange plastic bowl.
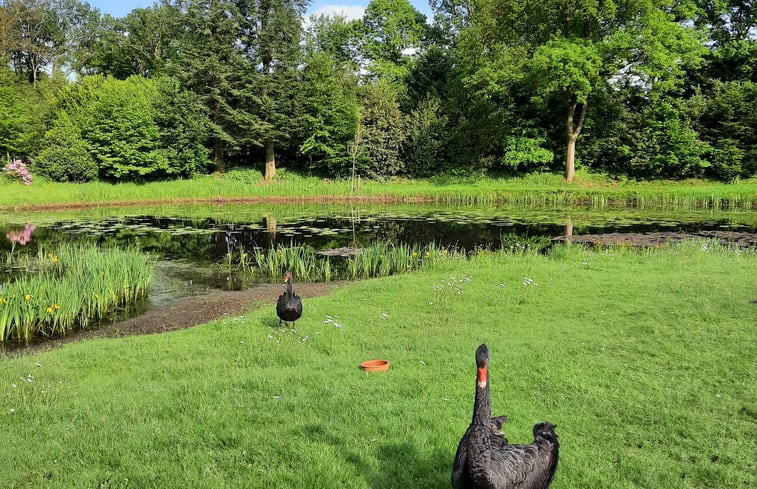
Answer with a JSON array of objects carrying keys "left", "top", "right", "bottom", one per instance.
[{"left": 360, "top": 359, "right": 390, "bottom": 372}]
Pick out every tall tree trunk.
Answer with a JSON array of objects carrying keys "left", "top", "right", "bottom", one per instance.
[
  {"left": 264, "top": 140, "right": 275, "bottom": 181},
  {"left": 565, "top": 134, "right": 577, "bottom": 183},
  {"left": 262, "top": 45, "right": 275, "bottom": 182},
  {"left": 565, "top": 97, "right": 587, "bottom": 184},
  {"left": 214, "top": 140, "right": 225, "bottom": 174}
]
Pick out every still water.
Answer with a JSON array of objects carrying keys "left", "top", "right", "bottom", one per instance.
[{"left": 2, "top": 203, "right": 755, "bottom": 310}]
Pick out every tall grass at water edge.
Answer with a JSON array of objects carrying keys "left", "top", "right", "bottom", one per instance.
[
  {"left": 2, "top": 170, "right": 755, "bottom": 210},
  {"left": 0, "top": 243, "right": 153, "bottom": 343},
  {"left": 0, "top": 240, "right": 753, "bottom": 488},
  {"left": 231, "top": 241, "right": 478, "bottom": 282}
]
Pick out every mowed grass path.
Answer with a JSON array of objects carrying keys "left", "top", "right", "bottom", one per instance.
[{"left": 0, "top": 243, "right": 754, "bottom": 488}]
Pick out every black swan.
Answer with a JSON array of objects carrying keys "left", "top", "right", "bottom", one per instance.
[
  {"left": 452, "top": 344, "right": 559, "bottom": 489},
  {"left": 276, "top": 271, "right": 302, "bottom": 327}
]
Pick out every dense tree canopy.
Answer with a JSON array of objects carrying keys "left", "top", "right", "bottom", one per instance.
[{"left": 0, "top": 0, "right": 754, "bottom": 183}]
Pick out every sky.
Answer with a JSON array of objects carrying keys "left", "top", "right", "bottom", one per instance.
[{"left": 87, "top": 1, "right": 434, "bottom": 23}]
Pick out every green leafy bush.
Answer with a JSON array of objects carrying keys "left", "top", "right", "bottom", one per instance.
[
  {"left": 403, "top": 97, "right": 449, "bottom": 177},
  {"left": 84, "top": 76, "right": 170, "bottom": 180},
  {"left": 153, "top": 76, "right": 211, "bottom": 177},
  {"left": 358, "top": 80, "right": 405, "bottom": 179},
  {"left": 34, "top": 113, "right": 98, "bottom": 182},
  {"left": 706, "top": 139, "right": 744, "bottom": 182},
  {"left": 39, "top": 75, "right": 207, "bottom": 182},
  {"left": 500, "top": 132, "right": 554, "bottom": 172}
]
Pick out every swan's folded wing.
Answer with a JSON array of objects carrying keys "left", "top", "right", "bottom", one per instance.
[
  {"left": 490, "top": 432, "right": 509, "bottom": 448},
  {"left": 451, "top": 432, "right": 470, "bottom": 489},
  {"left": 489, "top": 444, "right": 542, "bottom": 487}
]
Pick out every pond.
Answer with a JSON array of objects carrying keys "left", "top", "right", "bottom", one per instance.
[{"left": 2, "top": 202, "right": 755, "bottom": 327}]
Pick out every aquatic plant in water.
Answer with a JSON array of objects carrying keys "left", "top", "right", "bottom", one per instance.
[
  {"left": 0, "top": 243, "right": 154, "bottom": 343},
  {"left": 229, "top": 241, "right": 464, "bottom": 282}
]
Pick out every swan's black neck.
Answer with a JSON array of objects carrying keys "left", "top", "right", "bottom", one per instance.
[
  {"left": 286, "top": 277, "right": 293, "bottom": 296},
  {"left": 467, "top": 371, "right": 493, "bottom": 486},
  {"left": 472, "top": 374, "right": 492, "bottom": 424}
]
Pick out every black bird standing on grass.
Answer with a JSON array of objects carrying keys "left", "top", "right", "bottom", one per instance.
[
  {"left": 452, "top": 344, "right": 559, "bottom": 489},
  {"left": 276, "top": 270, "right": 302, "bottom": 327}
]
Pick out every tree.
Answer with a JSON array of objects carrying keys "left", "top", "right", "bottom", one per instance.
[
  {"left": 358, "top": 80, "right": 405, "bottom": 179},
  {"left": 85, "top": 2, "right": 183, "bottom": 78},
  {"left": 0, "top": 67, "right": 31, "bottom": 156},
  {"left": 402, "top": 96, "right": 449, "bottom": 176},
  {"left": 694, "top": 80, "right": 756, "bottom": 180},
  {"left": 169, "top": 0, "right": 248, "bottom": 173},
  {"left": 2, "top": 0, "right": 59, "bottom": 84},
  {"left": 304, "top": 12, "right": 362, "bottom": 68},
  {"left": 360, "top": 0, "right": 428, "bottom": 106},
  {"left": 82, "top": 76, "right": 169, "bottom": 180},
  {"left": 297, "top": 51, "right": 359, "bottom": 176},
  {"left": 153, "top": 76, "right": 212, "bottom": 177},
  {"left": 444, "top": 0, "right": 705, "bottom": 182},
  {"left": 686, "top": 0, "right": 756, "bottom": 180},
  {"left": 236, "top": 0, "right": 309, "bottom": 181},
  {"left": 297, "top": 15, "right": 360, "bottom": 176},
  {"left": 530, "top": 39, "right": 601, "bottom": 182},
  {"left": 0, "top": 0, "right": 23, "bottom": 59}
]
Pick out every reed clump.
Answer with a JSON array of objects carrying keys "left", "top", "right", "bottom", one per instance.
[
  {"left": 345, "top": 241, "right": 465, "bottom": 279},
  {"left": 249, "top": 243, "right": 325, "bottom": 282},
  {"left": 227, "top": 241, "right": 467, "bottom": 282},
  {"left": 0, "top": 243, "right": 154, "bottom": 343}
]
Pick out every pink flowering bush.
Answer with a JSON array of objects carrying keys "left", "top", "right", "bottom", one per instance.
[{"left": 3, "top": 159, "right": 32, "bottom": 185}]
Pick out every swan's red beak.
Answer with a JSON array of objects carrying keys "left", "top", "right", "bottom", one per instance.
[
  {"left": 477, "top": 367, "right": 487, "bottom": 389},
  {"left": 284, "top": 274, "right": 290, "bottom": 283}
]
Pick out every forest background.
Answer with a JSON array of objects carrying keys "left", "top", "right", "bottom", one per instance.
[{"left": 0, "top": 0, "right": 755, "bottom": 186}]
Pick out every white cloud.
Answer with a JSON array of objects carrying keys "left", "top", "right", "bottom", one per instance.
[{"left": 310, "top": 5, "right": 365, "bottom": 22}]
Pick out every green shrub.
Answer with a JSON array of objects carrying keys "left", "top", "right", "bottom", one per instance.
[
  {"left": 500, "top": 132, "right": 554, "bottom": 172},
  {"left": 35, "top": 113, "right": 98, "bottom": 182},
  {"left": 403, "top": 97, "right": 449, "bottom": 177},
  {"left": 84, "top": 76, "right": 170, "bottom": 180},
  {"left": 153, "top": 76, "right": 211, "bottom": 177},
  {"left": 706, "top": 139, "right": 744, "bottom": 182}
]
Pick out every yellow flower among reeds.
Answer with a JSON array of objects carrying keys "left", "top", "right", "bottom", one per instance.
[
  {"left": 93, "top": 293, "right": 100, "bottom": 299},
  {"left": 46, "top": 306, "right": 54, "bottom": 314},
  {"left": 412, "top": 252, "right": 418, "bottom": 257},
  {"left": 25, "top": 294, "right": 32, "bottom": 302}
]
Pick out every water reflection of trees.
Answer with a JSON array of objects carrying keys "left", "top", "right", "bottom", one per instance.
[{"left": 4, "top": 211, "right": 754, "bottom": 265}]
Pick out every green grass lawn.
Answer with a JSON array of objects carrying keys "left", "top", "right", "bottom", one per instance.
[
  {"left": 2, "top": 169, "right": 756, "bottom": 209},
  {"left": 0, "top": 242, "right": 754, "bottom": 488}
]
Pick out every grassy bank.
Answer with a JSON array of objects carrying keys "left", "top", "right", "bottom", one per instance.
[
  {"left": 0, "top": 242, "right": 754, "bottom": 488},
  {"left": 2, "top": 170, "right": 755, "bottom": 210}
]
